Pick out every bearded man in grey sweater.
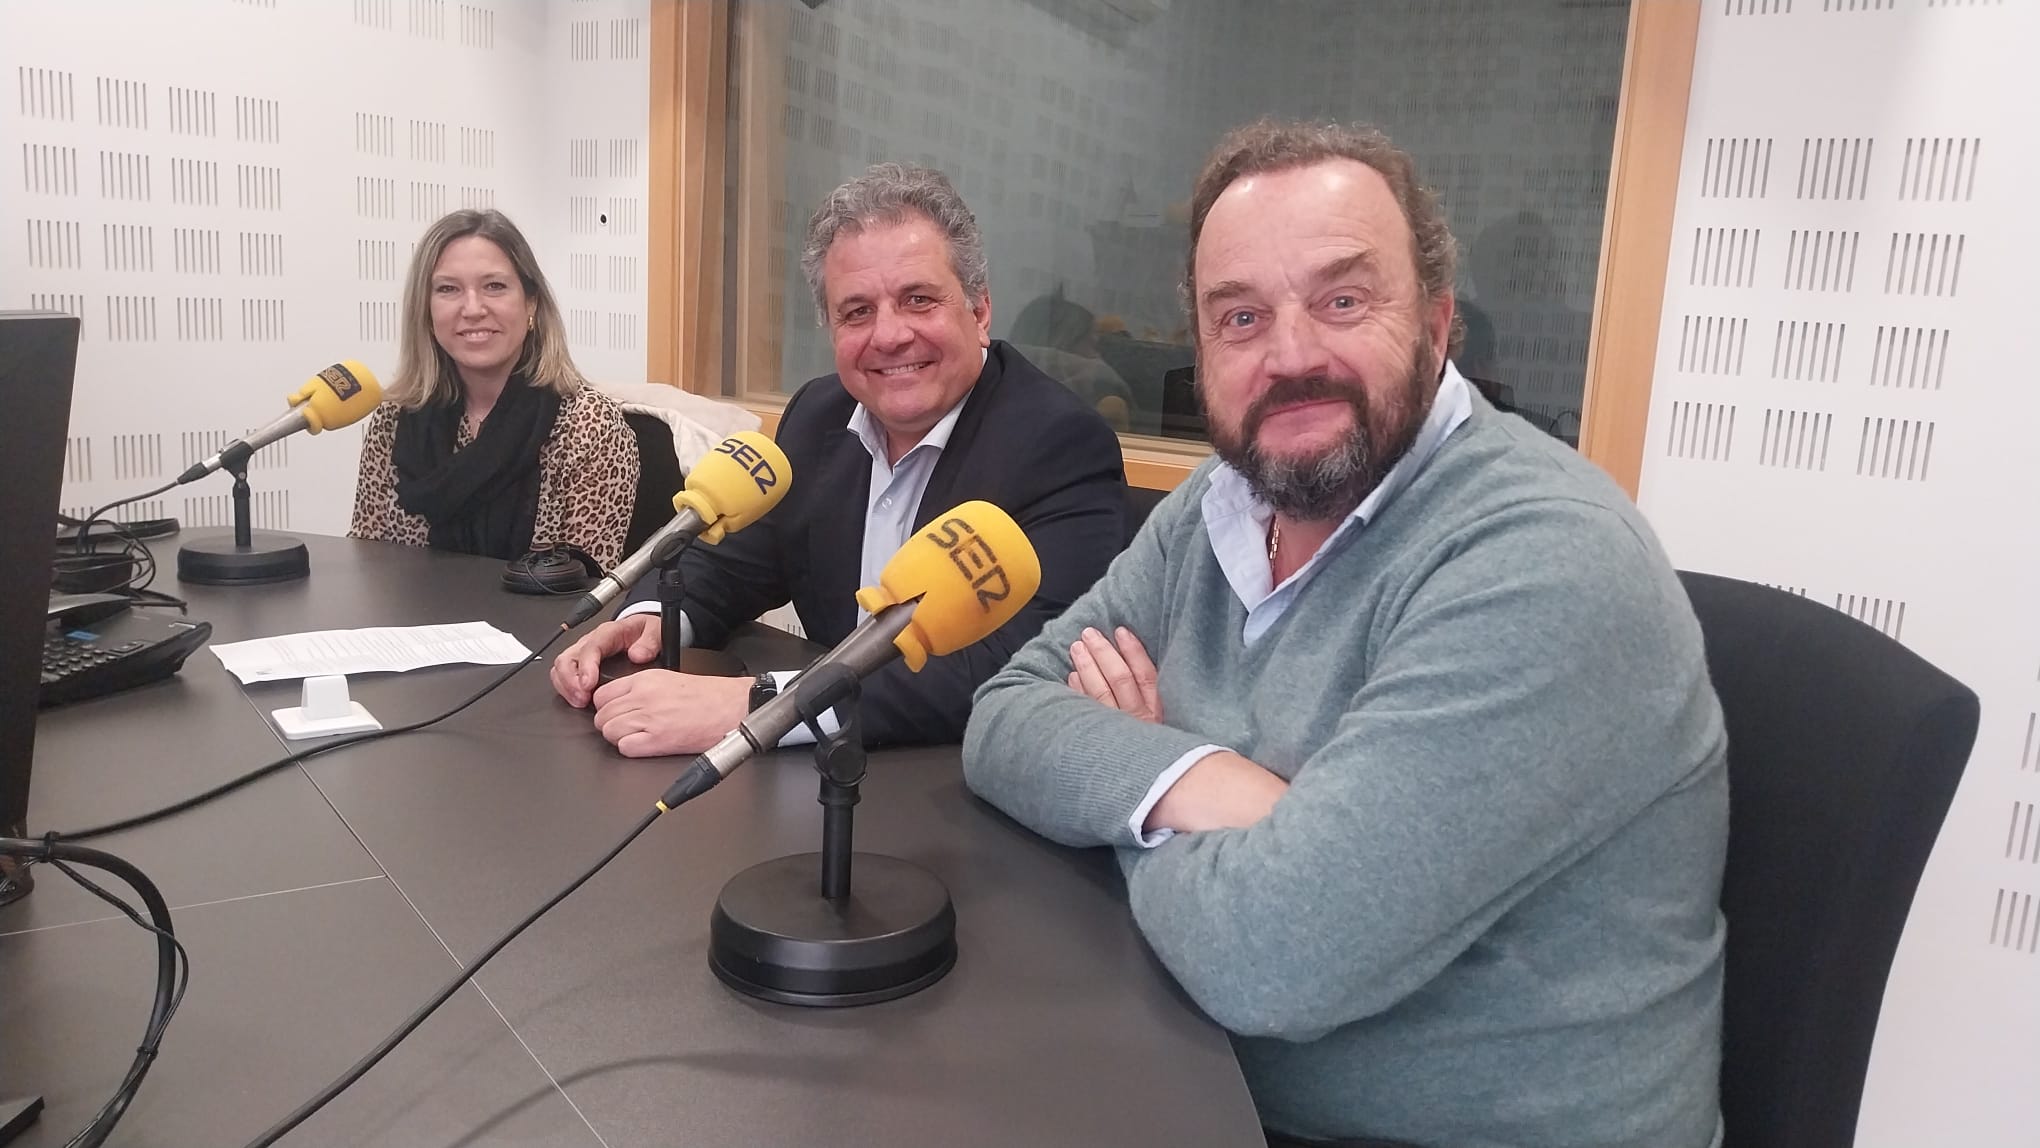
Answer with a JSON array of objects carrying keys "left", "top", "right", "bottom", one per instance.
[{"left": 962, "top": 121, "right": 1729, "bottom": 1148}]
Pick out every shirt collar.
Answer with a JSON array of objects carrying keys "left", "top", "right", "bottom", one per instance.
[{"left": 844, "top": 346, "right": 986, "bottom": 469}]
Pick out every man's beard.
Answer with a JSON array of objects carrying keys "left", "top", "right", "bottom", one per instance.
[{"left": 1207, "top": 336, "right": 1439, "bottom": 521}]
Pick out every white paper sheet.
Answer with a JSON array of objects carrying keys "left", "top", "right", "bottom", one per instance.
[{"left": 209, "top": 621, "right": 534, "bottom": 684}]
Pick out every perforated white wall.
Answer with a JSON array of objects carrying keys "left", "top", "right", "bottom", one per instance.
[
  {"left": 1637, "top": 3, "right": 2040, "bottom": 1143},
  {"left": 0, "top": 0, "right": 649, "bottom": 537}
]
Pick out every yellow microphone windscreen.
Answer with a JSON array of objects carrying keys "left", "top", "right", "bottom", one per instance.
[
  {"left": 672, "top": 431, "right": 792, "bottom": 544},
  {"left": 293, "top": 361, "right": 383, "bottom": 432},
  {"left": 854, "top": 500, "right": 1041, "bottom": 670}
]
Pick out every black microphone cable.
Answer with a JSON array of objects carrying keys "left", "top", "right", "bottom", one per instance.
[
  {"left": 71, "top": 480, "right": 181, "bottom": 560},
  {"left": 239, "top": 804, "right": 664, "bottom": 1146},
  {"left": 57, "top": 626, "right": 571, "bottom": 843},
  {"left": 56, "top": 528, "right": 716, "bottom": 843},
  {"left": 0, "top": 835, "right": 188, "bottom": 1148},
  {"left": 60, "top": 481, "right": 188, "bottom": 610},
  {"left": 238, "top": 697, "right": 800, "bottom": 1145}
]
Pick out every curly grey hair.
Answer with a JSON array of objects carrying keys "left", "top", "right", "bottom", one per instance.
[{"left": 799, "top": 162, "right": 989, "bottom": 325}]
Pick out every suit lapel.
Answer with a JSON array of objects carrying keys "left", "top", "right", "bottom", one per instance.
[{"left": 915, "top": 344, "right": 1005, "bottom": 529}]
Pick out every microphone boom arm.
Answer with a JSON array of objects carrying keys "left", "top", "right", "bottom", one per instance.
[
  {"left": 659, "top": 597, "right": 921, "bottom": 810},
  {"left": 562, "top": 506, "right": 711, "bottom": 628}
]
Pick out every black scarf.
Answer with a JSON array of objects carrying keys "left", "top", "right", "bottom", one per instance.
[{"left": 391, "top": 376, "right": 561, "bottom": 559}]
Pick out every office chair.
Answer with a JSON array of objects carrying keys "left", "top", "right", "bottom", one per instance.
[
  {"left": 1124, "top": 485, "right": 1168, "bottom": 546},
  {"left": 621, "top": 409, "right": 687, "bottom": 555},
  {"left": 1094, "top": 333, "right": 1192, "bottom": 437},
  {"left": 1678, "top": 572, "right": 1980, "bottom": 1148}
]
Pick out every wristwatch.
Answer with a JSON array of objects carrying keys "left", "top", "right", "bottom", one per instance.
[{"left": 748, "top": 673, "right": 779, "bottom": 712}]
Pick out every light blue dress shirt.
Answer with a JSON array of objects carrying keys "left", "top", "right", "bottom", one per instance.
[
  {"left": 845, "top": 391, "right": 968, "bottom": 622},
  {"left": 1128, "top": 362, "right": 1475, "bottom": 844},
  {"left": 622, "top": 351, "right": 985, "bottom": 744}
]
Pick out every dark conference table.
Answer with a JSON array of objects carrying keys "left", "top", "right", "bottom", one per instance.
[{"left": 1, "top": 534, "right": 1260, "bottom": 1146}]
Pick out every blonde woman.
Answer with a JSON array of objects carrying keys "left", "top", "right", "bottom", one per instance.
[{"left": 349, "top": 209, "right": 637, "bottom": 570}]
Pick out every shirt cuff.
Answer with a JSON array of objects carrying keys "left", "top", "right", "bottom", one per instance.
[
  {"left": 1129, "top": 744, "right": 1229, "bottom": 848},
  {"left": 768, "top": 668, "right": 835, "bottom": 748},
  {"left": 617, "top": 599, "right": 692, "bottom": 648}
]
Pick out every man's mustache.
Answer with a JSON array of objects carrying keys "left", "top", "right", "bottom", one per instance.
[{"left": 1242, "top": 375, "right": 1369, "bottom": 430}]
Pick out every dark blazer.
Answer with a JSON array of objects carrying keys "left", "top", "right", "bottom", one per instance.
[{"left": 631, "top": 341, "right": 1128, "bottom": 746}]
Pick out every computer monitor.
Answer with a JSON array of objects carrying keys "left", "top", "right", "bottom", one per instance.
[{"left": 0, "top": 311, "right": 81, "bottom": 906}]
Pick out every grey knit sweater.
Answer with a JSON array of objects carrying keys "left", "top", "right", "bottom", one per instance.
[{"left": 963, "top": 396, "right": 1727, "bottom": 1147}]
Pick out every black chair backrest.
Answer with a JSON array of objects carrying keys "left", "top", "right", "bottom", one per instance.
[
  {"left": 1124, "top": 485, "right": 1168, "bottom": 547},
  {"left": 621, "top": 410, "right": 686, "bottom": 556},
  {"left": 1678, "top": 571, "right": 1979, "bottom": 1148}
]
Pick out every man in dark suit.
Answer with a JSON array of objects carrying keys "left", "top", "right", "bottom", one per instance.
[{"left": 549, "top": 163, "right": 1127, "bottom": 753}]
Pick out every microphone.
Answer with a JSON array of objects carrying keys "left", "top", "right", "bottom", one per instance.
[
  {"left": 655, "top": 500, "right": 1041, "bottom": 810},
  {"left": 562, "top": 431, "right": 792, "bottom": 627},
  {"left": 177, "top": 361, "right": 383, "bottom": 483}
]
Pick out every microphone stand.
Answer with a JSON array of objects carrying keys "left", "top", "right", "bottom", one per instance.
[
  {"left": 707, "top": 665, "right": 957, "bottom": 1007},
  {"left": 810, "top": 672, "right": 866, "bottom": 902},
  {"left": 177, "top": 449, "right": 310, "bottom": 585},
  {"left": 656, "top": 565, "right": 686, "bottom": 670}
]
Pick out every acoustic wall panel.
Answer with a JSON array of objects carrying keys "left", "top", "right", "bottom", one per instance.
[
  {"left": 1637, "top": 4, "right": 2040, "bottom": 1144},
  {"left": 543, "top": 0, "right": 647, "bottom": 391},
  {"left": 1, "top": 0, "right": 650, "bottom": 536}
]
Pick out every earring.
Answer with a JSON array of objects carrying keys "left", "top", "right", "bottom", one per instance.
[{"left": 527, "top": 315, "right": 535, "bottom": 331}]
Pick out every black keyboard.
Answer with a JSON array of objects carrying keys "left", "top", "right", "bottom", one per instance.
[{"left": 41, "top": 611, "right": 214, "bottom": 708}]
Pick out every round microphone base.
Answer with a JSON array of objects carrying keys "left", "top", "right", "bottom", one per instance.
[
  {"left": 177, "top": 531, "right": 310, "bottom": 586},
  {"left": 709, "top": 852, "right": 956, "bottom": 1008},
  {"left": 0, "top": 856, "right": 32, "bottom": 909}
]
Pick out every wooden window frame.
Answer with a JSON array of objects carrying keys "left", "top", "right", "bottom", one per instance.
[
  {"left": 646, "top": 0, "right": 728, "bottom": 396},
  {"left": 647, "top": 0, "right": 1698, "bottom": 497}
]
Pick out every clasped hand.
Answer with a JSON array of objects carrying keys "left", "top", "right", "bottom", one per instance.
[
  {"left": 549, "top": 613, "right": 749, "bottom": 757},
  {"left": 1066, "top": 625, "right": 1163, "bottom": 723},
  {"left": 1065, "top": 623, "right": 1289, "bottom": 834}
]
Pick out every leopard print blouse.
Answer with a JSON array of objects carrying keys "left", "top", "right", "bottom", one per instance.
[{"left": 347, "top": 385, "right": 639, "bottom": 568}]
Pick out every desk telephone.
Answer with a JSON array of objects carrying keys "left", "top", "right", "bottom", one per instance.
[{"left": 41, "top": 593, "right": 213, "bottom": 708}]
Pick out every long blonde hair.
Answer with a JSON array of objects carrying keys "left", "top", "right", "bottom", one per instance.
[{"left": 388, "top": 209, "right": 583, "bottom": 411}]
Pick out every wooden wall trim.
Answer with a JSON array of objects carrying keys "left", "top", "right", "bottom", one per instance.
[
  {"left": 646, "top": 0, "right": 727, "bottom": 393},
  {"left": 735, "top": 399, "right": 1201, "bottom": 491},
  {"left": 730, "top": 2, "right": 790, "bottom": 405},
  {"left": 646, "top": 0, "right": 679, "bottom": 388},
  {"left": 1577, "top": 0, "right": 1702, "bottom": 498},
  {"left": 1121, "top": 448, "right": 1200, "bottom": 492}
]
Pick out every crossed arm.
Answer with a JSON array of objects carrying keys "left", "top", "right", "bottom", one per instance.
[
  {"left": 1063, "top": 624, "right": 1288, "bottom": 836},
  {"left": 964, "top": 497, "right": 1722, "bottom": 1039}
]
